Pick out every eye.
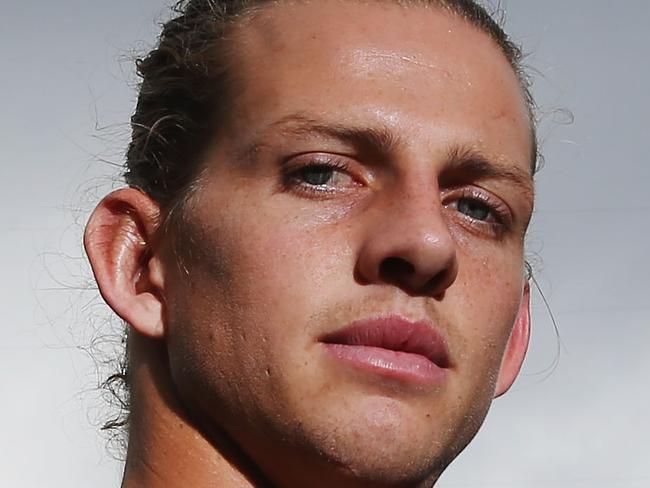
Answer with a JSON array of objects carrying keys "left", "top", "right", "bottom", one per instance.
[
  {"left": 444, "top": 187, "right": 512, "bottom": 238},
  {"left": 296, "top": 164, "right": 349, "bottom": 187},
  {"left": 282, "top": 155, "right": 360, "bottom": 196},
  {"left": 456, "top": 198, "right": 494, "bottom": 222}
]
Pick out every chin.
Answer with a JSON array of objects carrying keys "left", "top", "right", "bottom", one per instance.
[{"left": 286, "top": 393, "right": 476, "bottom": 487}]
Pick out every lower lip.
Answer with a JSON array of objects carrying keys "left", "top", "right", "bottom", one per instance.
[{"left": 322, "top": 344, "right": 447, "bottom": 386}]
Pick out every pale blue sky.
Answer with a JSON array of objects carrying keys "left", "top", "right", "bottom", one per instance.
[{"left": 1, "top": 1, "right": 648, "bottom": 486}]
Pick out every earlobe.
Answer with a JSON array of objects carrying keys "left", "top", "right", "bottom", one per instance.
[
  {"left": 84, "top": 187, "right": 167, "bottom": 339},
  {"left": 494, "top": 283, "right": 531, "bottom": 398}
]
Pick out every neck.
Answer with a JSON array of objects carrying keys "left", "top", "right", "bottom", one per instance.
[{"left": 121, "top": 334, "right": 269, "bottom": 488}]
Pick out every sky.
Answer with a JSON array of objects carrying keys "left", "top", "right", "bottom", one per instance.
[{"left": 1, "top": 1, "right": 649, "bottom": 487}]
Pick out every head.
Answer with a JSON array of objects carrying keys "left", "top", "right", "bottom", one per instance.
[{"left": 85, "top": 0, "right": 536, "bottom": 486}]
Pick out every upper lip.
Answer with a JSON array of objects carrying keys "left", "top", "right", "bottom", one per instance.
[{"left": 319, "top": 315, "right": 450, "bottom": 368}]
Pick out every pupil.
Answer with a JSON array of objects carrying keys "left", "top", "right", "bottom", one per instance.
[
  {"left": 458, "top": 199, "right": 490, "bottom": 221},
  {"left": 301, "top": 166, "right": 333, "bottom": 186}
]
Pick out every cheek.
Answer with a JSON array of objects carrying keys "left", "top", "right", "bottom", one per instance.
[
  {"left": 449, "top": 245, "right": 524, "bottom": 373},
  {"left": 164, "top": 205, "right": 355, "bottom": 388},
  {"left": 223, "top": 195, "right": 358, "bottom": 301}
]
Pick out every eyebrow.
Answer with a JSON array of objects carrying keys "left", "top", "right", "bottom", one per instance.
[
  {"left": 235, "top": 113, "right": 402, "bottom": 163},
  {"left": 443, "top": 146, "right": 535, "bottom": 197},
  {"left": 236, "top": 113, "right": 535, "bottom": 195}
]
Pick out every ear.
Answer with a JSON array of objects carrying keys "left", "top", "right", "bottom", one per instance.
[
  {"left": 84, "top": 187, "right": 166, "bottom": 339},
  {"left": 494, "top": 282, "right": 531, "bottom": 398}
]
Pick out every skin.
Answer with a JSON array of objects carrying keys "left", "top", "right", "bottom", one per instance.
[{"left": 85, "top": 2, "right": 534, "bottom": 487}]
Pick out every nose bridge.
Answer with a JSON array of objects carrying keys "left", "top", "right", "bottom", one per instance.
[
  {"left": 395, "top": 177, "right": 441, "bottom": 227},
  {"left": 356, "top": 175, "right": 459, "bottom": 296},
  {"left": 386, "top": 178, "right": 454, "bottom": 257}
]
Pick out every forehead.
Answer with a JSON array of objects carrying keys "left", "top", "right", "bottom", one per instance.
[{"left": 223, "top": 0, "right": 532, "bottom": 171}]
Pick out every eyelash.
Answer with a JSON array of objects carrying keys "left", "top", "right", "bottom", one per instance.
[
  {"left": 280, "top": 156, "right": 357, "bottom": 196},
  {"left": 446, "top": 187, "right": 511, "bottom": 237},
  {"left": 280, "top": 158, "right": 512, "bottom": 237}
]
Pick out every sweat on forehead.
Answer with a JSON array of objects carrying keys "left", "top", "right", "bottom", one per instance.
[{"left": 216, "top": 3, "right": 533, "bottom": 177}]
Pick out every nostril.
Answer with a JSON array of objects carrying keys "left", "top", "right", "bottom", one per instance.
[
  {"left": 379, "top": 257, "right": 415, "bottom": 283},
  {"left": 421, "top": 270, "right": 452, "bottom": 298},
  {"left": 378, "top": 255, "right": 456, "bottom": 297}
]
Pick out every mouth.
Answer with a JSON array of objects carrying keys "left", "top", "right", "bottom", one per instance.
[{"left": 319, "top": 315, "right": 450, "bottom": 386}]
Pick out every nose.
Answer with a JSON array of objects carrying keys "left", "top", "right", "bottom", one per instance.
[{"left": 355, "top": 189, "right": 458, "bottom": 297}]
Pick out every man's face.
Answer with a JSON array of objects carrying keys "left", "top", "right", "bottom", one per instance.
[{"left": 162, "top": 2, "right": 534, "bottom": 486}]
